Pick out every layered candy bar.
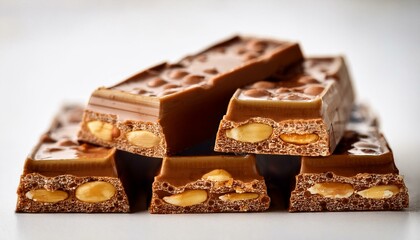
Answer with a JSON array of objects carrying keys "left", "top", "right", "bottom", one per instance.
[
  {"left": 78, "top": 35, "right": 303, "bottom": 158},
  {"left": 16, "top": 105, "right": 130, "bottom": 213},
  {"left": 214, "top": 56, "right": 355, "bottom": 156},
  {"left": 149, "top": 155, "right": 270, "bottom": 213},
  {"left": 289, "top": 104, "right": 409, "bottom": 212}
]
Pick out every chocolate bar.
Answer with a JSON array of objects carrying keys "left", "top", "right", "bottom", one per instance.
[
  {"left": 289, "top": 104, "right": 409, "bottom": 212},
  {"left": 214, "top": 56, "right": 355, "bottom": 156},
  {"left": 149, "top": 155, "right": 270, "bottom": 213},
  {"left": 78, "top": 35, "right": 303, "bottom": 157},
  {"left": 16, "top": 105, "right": 130, "bottom": 213}
]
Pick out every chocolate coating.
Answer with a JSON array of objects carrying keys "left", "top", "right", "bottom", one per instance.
[
  {"left": 111, "top": 36, "right": 288, "bottom": 98},
  {"left": 231, "top": 57, "right": 348, "bottom": 120}
]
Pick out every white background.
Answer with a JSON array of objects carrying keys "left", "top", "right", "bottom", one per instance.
[{"left": 1, "top": 0, "right": 419, "bottom": 239}]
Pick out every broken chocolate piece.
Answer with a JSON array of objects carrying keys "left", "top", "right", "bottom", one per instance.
[
  {"left": 78, "top": 35, "right": 303, "bottom": 157},
  {"left": 289, "top": 104, "right": 409, "bottom": 212},
  {"left": 149, "top": 155, "right": 270, "bottom": 213},
  {"left": 16, "top": 105, "right": 130, "bottom": 213}
]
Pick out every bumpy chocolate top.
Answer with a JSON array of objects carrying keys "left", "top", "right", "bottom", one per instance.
[
  {"left": 111, "top": 36, "right": 288, "bottom": 98},
  {"left": 238, "top": 58, "right": 341, "bottom": 101},
  {"left": 26, "top": 105, "right": 116, "bottom": 177},
  {"left": 300, "top": 104, "right": 398, "bottom": 176},
  {"left": 225, "top": 56, "right": 352, "bottom": 122}
]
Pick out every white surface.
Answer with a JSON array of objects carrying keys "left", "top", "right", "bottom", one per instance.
[{"left": 1, "top": 1, "right": 420, "bottom": 239}]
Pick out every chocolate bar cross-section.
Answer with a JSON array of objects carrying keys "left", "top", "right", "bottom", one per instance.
[
  {"left": 78, "top": 35, "right": 303, "bottom": 157},
  {"left": 215, "top": 56, "right": 355, "bottom": 156},
  {"left": 289, "top": 104, "right": 409, "bottom": 212},
  {"left": 16, "top": 105, "right": 130, "bottom": 213},
  {"left": 149, "top": 155, "right": 270, "bottom": 213}
]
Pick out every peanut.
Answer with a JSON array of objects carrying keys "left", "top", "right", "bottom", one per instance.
[
  {"left": 226, "top": 123, "right": 273, "bottom": 143},
  {"left": 87, "top": 121, "right": 118, "bottom": 141},
  {"left": 280, "top": 133, "right": 319, "bottom": 145},
  {"left": 75, "top": 181, "right": 116, "bottom": 203},
  {"left": 356, "top": 185, "right": 400, "bottom": 199},
  {"left": 25, "top": 189, "right": 68, "bottom": 203},
  {"left": 163, "top": 190, "right": 207, "bottom": 207},
  {"left": 202, "top": 169, "right": 232, "bottom": 182},
  {"left": 308, "top": 182, "right": 354, "bottom": 198},
  {"left": 219, "top": 193, "right": 259, "bottom": 202},
  {"left": 126, "top": 130, "right": 161, "bottom": 148}
]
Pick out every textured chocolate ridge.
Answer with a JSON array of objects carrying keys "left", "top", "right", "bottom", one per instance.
[
  {"left": 215, "top": 117, "right": 330, "bottom": 156},
  {"left": 16, "top": 173, "right": 130, "bottom": 213},
  {"left": 150, "top": 179, "right": 269, "bottom": 214},
  {"left": 289, "top": 172, "right": 409, "bottom": 212},
  {"left": 79, "top": 110, "right": 166, "bottom": 158}
]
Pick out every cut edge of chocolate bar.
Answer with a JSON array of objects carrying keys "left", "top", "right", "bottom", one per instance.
[
  {"left": 149, "top": 155, "right": 270, "bottom": 214},
  {"left": 16, "top": 173, "right": 130, "bottom": 213},
  {"left": 288, "top": 172, "right": 409, "bottom": 212}
]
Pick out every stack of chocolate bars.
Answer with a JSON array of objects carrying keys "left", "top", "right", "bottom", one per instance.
[{"left": 16, "top": 35, "right": 408, "bottom": 213}]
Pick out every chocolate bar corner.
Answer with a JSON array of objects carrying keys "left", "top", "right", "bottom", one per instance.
[{"left": 16, "top": 104, "right": 130, "bottom": 213}]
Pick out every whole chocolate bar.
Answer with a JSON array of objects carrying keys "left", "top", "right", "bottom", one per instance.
[
  {"left": 214, "top": 56, "right": 355, "bottom": 156},
  {"left": 289, "top": 104, "right": 409, "bottom": 212},
  {"left": 149, "top": 155, "right": 270, "bottom": 213},
  {"left": 78, "top": 35, "right": 303, "bottom": 157},
  {"left": 16, "top": 105, "right": 130, "bottom": 213}
]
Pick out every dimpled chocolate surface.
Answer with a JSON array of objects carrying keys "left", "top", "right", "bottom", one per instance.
[
  {"left": 79, "top": 35, "right": 303, "bottom": 157},
  {"left": 16, "top": 105, "right": 130, "bottom": 213},
  {"left": 238, "top": 58, "right": 338, "bottom": 102},
  {"left": 215, "top": 56, "right": 355, "bottom": 156},
  {"left": 113, "top": 37, "right": 285, "bottom": 98},
  {"left": 289, "top": 104, "right": 409, "bottom": 212},
  {"left": 150, "top": 155, "right": 270, "bottom": 214},
  {"left": 26, "top": 105, "right": 117, "bottom": 177}
]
